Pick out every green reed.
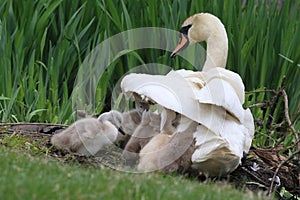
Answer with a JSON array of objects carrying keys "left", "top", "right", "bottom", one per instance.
[{"left": 0, "top": 0, "right": 299, "bottom": 148}]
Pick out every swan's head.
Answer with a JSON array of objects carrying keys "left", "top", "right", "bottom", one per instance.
[
  {"left": 171, "top": 13, "right": 225, "bottom": 58},
  {"left": 98, "top": 110, "right": 125, "bottom": 135}
]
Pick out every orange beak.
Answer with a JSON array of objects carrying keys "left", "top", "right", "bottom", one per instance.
[{"left": 170, "top": 33, "right": 189, "bottom": 58}]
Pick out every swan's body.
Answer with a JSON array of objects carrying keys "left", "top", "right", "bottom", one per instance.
[
  {"left": 115, "top": 109, "right": 143, "bottom": 147},
  {"left": 51, "top": 110, "right": 122, "bottom": 155},
  {"left": 121, "top": 13, "right": 254, "bottom": 175},
  {"left": 138, "top": 117, "right": 197, "bottom": 173},
  {"left": 122, "top": 110, "right": 161, "bottom": 165},
  {"left": 119, "top": 101, "right": 149, "bottom": 136},
  {"left": 160, "top": 108, "right": 177, "bottom": 135}
]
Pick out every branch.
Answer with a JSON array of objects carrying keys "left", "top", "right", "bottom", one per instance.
[
  {"left": 245, "top": 89, "right": 277, "bottom": 94},
  {"left": 0, "top": 122, "right": 67, "bottom": 127},
  {"left": 282, "top": 89, "right": 300, "bottom": 151},
  {"left": 266, "top": 76, "right": 286, "bottom": 129},
  {"left": 267, "top": 148, "right": 300, "bottom": 196},
  {"left": 246, "top": 102, "right": 269, "bottom": 109},
  {"left": 241, "top": 166, "right": 269, "bottom": 187}
]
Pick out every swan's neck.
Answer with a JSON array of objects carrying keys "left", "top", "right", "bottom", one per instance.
[{"left": 202, "top": 27, "right": 228, "bottom": 71}]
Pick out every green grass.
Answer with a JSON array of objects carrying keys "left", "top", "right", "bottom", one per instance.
[{"left": 0, "top": 146, "right": 262, "bottom": 200}]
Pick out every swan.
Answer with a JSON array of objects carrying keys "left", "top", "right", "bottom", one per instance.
[
  {"left": 137, "top": 116, "right": 198, "bottom": 173},
  {"left": 115, "top": 109, "right": 142, "bottom": 148},
  {"left": 115, "top": 100, "right": 150, "bottom": 148},
  {"left": 51, "top": 110, "right": 123, "bottom": 155},
  {"left": 121, "top": 13, "right": 254, "bottom": 175},
  {"left": 122, "top": 107, "right": 179, "bottom": 165},
  {"left": 122, "top": 110, "right": 161, "bottom": 165}
]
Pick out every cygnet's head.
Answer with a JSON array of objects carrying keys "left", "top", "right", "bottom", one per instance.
[
  {"left": 98, "top": 110, "right": 125, "bottom": 135},
  {"left": 135, "top": 101, "right": 149, "bottom": 114}
]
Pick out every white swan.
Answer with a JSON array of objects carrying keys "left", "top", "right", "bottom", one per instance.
[
  {"left": 121, "top": 13, "right": 254, "bottom": 175},
  {"left": 51, "top": 110, "right": 123, "bottom": 155}
]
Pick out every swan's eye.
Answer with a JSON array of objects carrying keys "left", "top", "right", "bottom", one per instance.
[{"left": 179, "top": 24, "right": 192, "bottom": 35}]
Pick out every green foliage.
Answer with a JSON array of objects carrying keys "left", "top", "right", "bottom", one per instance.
[
  {"left": 0, "top": 132, "right": 51, "bottom": 155},
  {"left": 0, "top": 0, "right": 299, "bottom": 132},
  {"left": 0, "top": 146, "right": 262, "bottom": 200}
]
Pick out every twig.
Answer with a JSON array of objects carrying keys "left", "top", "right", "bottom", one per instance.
[
  {"left": 267, "top": 148, "right": 300, "bottom": 196},
  {"left": 0, "top": 122, "right": 67, "bottom": 127},
  {"left": 266, "top": 76, "right": 286, "bottom": 129},
  {"left": 283, "top": 139, "right": 300, "bottom": 153},
  {"left": 241, "top": 166, "right": 269, "bottom": 187},
  {"left": 245, "top": 89, "right": 277, "bottom": 94},
  {"left": 282, "top": 89, "right": 300, "bottom": 152},
  {"left": 247, "top": 102, "right": 269, "bottom": 109}
]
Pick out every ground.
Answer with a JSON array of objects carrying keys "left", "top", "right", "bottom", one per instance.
[{"left": 0, "top": 123, "right": 299, "bottom": 199}]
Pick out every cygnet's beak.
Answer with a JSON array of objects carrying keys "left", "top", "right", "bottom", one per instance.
[
  {"left": 170, "top": 33, "right": 189, "bottom": 58},
  {"left": 118, "top": 127, "right": 126, "bottom": 135}
]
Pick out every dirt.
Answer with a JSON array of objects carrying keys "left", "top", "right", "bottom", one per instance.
[{"left": 0, "top": 123, "right": 299, "bottom": 199}]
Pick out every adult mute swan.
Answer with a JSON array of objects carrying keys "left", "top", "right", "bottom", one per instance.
[
  {"left": 121, "top": 13, "right": 254, "bottom": 175},
  {"left": 51, "top": 110, "right": 123, "bottom": 156}
]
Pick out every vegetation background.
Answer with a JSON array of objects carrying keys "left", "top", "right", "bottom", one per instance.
[
  {"left": 0, "top": 0, "right": 299, "bottom": 199},
  {"left": 1, "top": 0, "right": 299, "bottom": 148}
]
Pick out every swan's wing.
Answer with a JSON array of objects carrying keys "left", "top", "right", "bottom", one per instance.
[
  {"left": 173, "top": 68, "right": 245, "bottom": 104},
  {"left": 193, "top": 78, "right": 245, "bottom": 123},
  {"left": 121, "top": 72, "right": 196, "bottom": 111},
  {"left": 172, "top": 68, "right": 248, "bottom": 124},
  {"left": 191, "top": 110, "right": 253, "bottom": 175},
  {"left": 172, "top": 69, "right": 206, "bottom": 89},
  {"left": 191, "top": 122, "right": 246, "bottom": 175},
  {"left": 121, "top": 71, "right": 254, "bottom": 151},
  {"left": 243, "top": 108, "right": 255, "bottom": 152},
  {"left": 192, "top": 125, "right": 230, "bottom": 162},
  {"left": 191, "top": 135, "right": 240, "bottom": 175},
  {"left": 203, "top": 67, "right": 245, "bottom": 104},
  {"left": 121, "top": 72, "right": 232, "bottom": 134},
  {"left": 193, "top": 115, "right": 248, "bottom": 157},
  {"left": 121, "top": 72, "right": 200, "bottom": 121}
]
